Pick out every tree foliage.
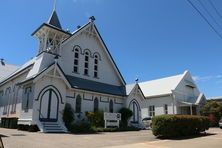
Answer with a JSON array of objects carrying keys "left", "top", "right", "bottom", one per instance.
[
  {"left": 63, "top": 103, "right": 75, "bottom": 130},
  {"left": 200, "top": 101, "right": 222, "bottom": 126},
  {"left": 118, "top": 108, "right": 133, "bottom": 127}
]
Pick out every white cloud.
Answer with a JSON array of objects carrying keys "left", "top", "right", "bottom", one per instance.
[{"left": 193, "top": 74, "right": 222, "bottom": 82}]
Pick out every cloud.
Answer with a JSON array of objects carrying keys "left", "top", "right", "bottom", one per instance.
[{"left": 193, "top": 74, "right": 222, "bottom": 82}]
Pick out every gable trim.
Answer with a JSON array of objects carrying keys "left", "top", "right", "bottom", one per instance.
[{"left": 61, "top": 22, "right": 126, "bottom": 85}]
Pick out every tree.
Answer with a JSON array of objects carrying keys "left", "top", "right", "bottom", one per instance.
[
  {"left": 63, "top": 103, "right": 75, "bottom": 130},
  {"left": 119, "top": 108, "right": 133, "bottom": 127},
  {"left": 200, "top": 101, "right": 222, "bottom": 126}
]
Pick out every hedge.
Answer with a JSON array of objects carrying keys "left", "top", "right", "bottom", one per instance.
[{"left": 152, "top": 115, "right": 210, "bottom": 138}]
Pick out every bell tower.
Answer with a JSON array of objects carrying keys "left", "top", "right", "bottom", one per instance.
[{"left": 32, "top": 7, "right": 71, "bottom": 55}]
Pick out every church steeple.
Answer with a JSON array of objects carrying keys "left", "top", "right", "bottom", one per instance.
[
  {"left": 32, "top": 5, "right": 71, "bottom": 55},
  {"left": 48, "top": 10, "right": 62, "bottom": 29}
]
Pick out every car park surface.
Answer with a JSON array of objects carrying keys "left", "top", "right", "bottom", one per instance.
[{"left": 0, "top": 128, "right": 222, "bottom": 148}]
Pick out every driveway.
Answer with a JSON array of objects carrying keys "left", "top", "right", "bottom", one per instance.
[{"left": 0, "top": 128, "right": 222, "bottom": 148}]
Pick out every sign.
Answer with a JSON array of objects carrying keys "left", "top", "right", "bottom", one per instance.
[
  {"left": 104, "top": 112, "right": 121, "bottom": 121},
  {"left": 104, "top": 112, "right": 121, "bottom": 128}
]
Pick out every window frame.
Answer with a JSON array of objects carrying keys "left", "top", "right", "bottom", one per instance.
[
  {"left": 93, "top": 97, "right": 99, "bottom": 112},
  {"left": 93, "top": 56, "right": 99, "bottom": 78},
  {"left": 164, "top": 104, "right": 168, "bottom": 114},
  {"left": 75, "top": 95, "right": 82, "bottom": 113},
  {"left": 149, "top": 105, "right": 155, "bottom": 117},
  {"left": 84, "top": 52, "right": 90, "bottom": 76},
  {"left": 73, "top": 48, "right": 80, "bottom": 73}
]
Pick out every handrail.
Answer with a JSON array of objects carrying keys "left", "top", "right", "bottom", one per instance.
[{"left": 37, "top": 109, "right": 45, "bottom": 119}]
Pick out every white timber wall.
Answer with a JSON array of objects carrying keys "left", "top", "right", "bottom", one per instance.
[
  {"left": 141, "top": 95, "right": 176, "bottom": 119},
  {"left": 60, "top": 30, "right": 123, "bottom": 86}
]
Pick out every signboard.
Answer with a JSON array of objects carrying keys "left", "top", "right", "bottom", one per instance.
[{"left": 104, "top": 112, "right": 121, "bottom": 128}]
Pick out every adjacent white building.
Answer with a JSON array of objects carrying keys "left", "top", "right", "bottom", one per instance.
[
  {"left": 0, "top": 9, "right": 206, "bottom": 133},
  {"left": 139, "top": 71, "right": 206, "bottom": 119}
]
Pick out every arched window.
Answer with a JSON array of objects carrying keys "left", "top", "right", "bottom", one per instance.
[
  {"left": 109, "top": 100, "right": 113, "bottom": 113},
  {"left": 76, "top": 95, "right": 82, "bottom": 113},
  {"left": 3, "top": 87, "right": 11, "bottom": 115},
  {"left": 94, "top": 55, "right": 98, "bottom": 78},
  {"left": 73, "top": 48, "right": 79, "bottom": 73},
  {"left": 94, "top": 97, "right": 99, "bottom": 112},
  {"left": 84, "top": 52, "right": 89, "bottom": 75},
  {"left": 24, "top": 87, "right": 32, "bottom": 112}
]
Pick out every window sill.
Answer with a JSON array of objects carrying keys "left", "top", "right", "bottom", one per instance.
[
  {"left": 72, "top": 71, "right": 80, "bottom": 74},
  {"left": 84, "top": 74, "right": 90, "bottom": 77}
]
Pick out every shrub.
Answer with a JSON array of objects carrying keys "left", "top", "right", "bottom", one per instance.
[
  {"left": 63, "top": 103, "right": 75, "bottom": 130},
  {"left": 85, "top": 111, "right": 104, "bottom": 127},
  {"left": 69, "top": 122, "right": 96, "bottom": 134},
  {"left": 152, "top": 115, "right": 210, "bottom": 138},
  {"left": 118, "top": 108, "right": 133, "bottom": 127},
  {"left": 17, "top": 124, "right": 39, "bottom": 132}
]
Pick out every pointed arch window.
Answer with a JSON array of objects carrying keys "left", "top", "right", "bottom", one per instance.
[
  {"left": 94, "top": 55, "right": 98, "bottom": 78},
  {"left": 76, "top": 95, "right": 82, "bottom": 113},
  {"left": 23, "top": 87, "right": 32, "bottom": 112},
  {"left": 3, "top": 87, "right": 11, "bottom": 115},
  {"left": 94, "top": 97, "right": 99, "bottom": 112},
  {"left": 109, "top": 100, "right": 113, "bottom": 113},
  {"left": 84, "top": 52, "right": 89, "bottom": 75},
  {"left": 73, "top": 48, "right": 80, "bottom": 73}
]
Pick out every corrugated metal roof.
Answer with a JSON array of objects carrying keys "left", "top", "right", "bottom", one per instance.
[
  {"left": 0, "top": 63, "right": 19, "bottom": 81},
  {"left": 65, "top": 75, "right": 126, "bottom": 96},
  {"left": 139, "top": 73, "right": 185, "bottom": 97},
  {"left": 0, "top": 57, "right": 36, "bottom": 84},
  {"left": 125, "top": 84, "right": 136, "bottom": 95}
]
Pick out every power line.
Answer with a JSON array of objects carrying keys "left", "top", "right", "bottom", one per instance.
[
  {"left": 186, "top": 0, "right": 222, "bottom": 40},
  {"left": 198, "top": 0, "right": 222, "bottom": 31},
  {"left": 208, "top": 0, "right": 222, "bottom": 21}
]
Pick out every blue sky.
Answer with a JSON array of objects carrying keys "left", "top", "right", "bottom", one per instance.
[{"left": 0, "top": 0, "right": 222, "bottom": 98}]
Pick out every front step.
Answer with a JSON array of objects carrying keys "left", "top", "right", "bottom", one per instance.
[{"left": 42, "top": 122, "right": 66, "bottom": 133}]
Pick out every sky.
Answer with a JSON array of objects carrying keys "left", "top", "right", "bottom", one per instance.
[{"left": 0, "top": 0, "right": 222, "bottom": 98}]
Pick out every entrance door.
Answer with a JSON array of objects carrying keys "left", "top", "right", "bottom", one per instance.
[
  {"left": 39, "top": 89, "right": 59, "bottom": 122},
  {"left": 129, "top": 100, "right": 139, "bottom": 123}
]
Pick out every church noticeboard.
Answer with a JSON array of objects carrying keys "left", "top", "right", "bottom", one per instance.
[{"left": 104, "top": 112, "right": 121, "bottom": 128}]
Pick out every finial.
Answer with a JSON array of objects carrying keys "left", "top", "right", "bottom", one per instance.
[
  {"left": 53, "top": 0, "right": 57, "bottom": 11},
  {"left": 0, "top": 58, "right": 5, "bottom": 66},
  {"left": 89, "top": 16, "right": 96, "bottom": 22},
  {"left": 135, "top": 78, "right": 139, "bottom": 84}
]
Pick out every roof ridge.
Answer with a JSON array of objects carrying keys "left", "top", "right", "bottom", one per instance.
[{"left": 139, "top": 73, "right": 184, "bottom": 84}]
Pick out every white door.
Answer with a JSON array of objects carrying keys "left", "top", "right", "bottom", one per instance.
[
  {"left": 129, "top": 100, "right": 139, "bottom": 123},
  {"left": 39, "top": 89, "right": 59, "bottom": 122}
]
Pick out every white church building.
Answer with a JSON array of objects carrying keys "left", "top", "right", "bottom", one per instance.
[{"left": 0, "top": 9, "right": 206, "bottom": 132}]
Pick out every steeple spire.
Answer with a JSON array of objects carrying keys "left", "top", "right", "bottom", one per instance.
[
  {"left": 53, "top": 0, "right": 56, "bottom": 11},
  {"left": 47, "top": 0, "right": 62, "bottom": 29}
]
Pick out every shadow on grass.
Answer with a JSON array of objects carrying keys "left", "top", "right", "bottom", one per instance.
[{"left": 157, "top": 132, "right": 217, "bottom": 140}]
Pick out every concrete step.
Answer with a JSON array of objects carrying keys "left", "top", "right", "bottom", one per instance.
[{"left": 41, "top": 122, "right": 66, "bottom": 133}]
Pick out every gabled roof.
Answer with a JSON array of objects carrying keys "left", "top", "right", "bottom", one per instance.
[
  {"left": 125, "top": 84, "right": 136, "bottom": 95},
  {"left": 48, "top": 10, "right": 62, "bottom": 29},
  {"left": 62, "top": 22, "right": 126, "bottom": 85},
  {"left": 125, "top": 83, "right": 146, "bottom": 99},
  {"left": 0, "top": 58, "right": 36, "bottom": 86},
  {"left": 139, "top": 72, "right": 186, "bottom": 97},
  {"left": 0, "top": 63, "right": 19, "bottom": 81}
]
